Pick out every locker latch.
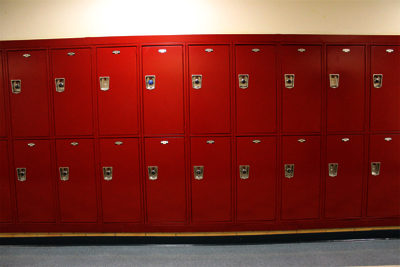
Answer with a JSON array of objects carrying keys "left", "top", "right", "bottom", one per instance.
[
  {"left": 55, "top": 78, "right": 65, "bottom": 92},
  {"left": 371, "top": 162, "right": 381, "bottom": 176},
  {"left": 145, "top": 75, "right": 155, "bottom": 90},
  {"left": 284, "top": 164, "right": 294, "bottom": 178},
  {"left": 194, "top": 166, "right": 204, "bottom": 180},
  {"left": 192, "top": 75, "right": 202, "bottom": 89},
  {"left": 238, "top": 75, "right": 249, "bottom": 89},
  {"left": 16, "top": 168, "right": 26, "bottom": 182},
  {"left": 328, "top": 163, "right": 338, "bottom": 177},
  {"left": 329, "top": 74, "right": 339, "bottom": 88},
  {"left": 284, "top": 74, "right": 294, "bottom": 89},
  {"left": 148, "top": 166, "right": 158, "bottom": 180},
  {"left": 239, "top": 165, "right": 250, "bottom": 179},
  {"left": 11, "top": 80, "right": 22, "bottom": 94},
  {"left": 59, "top": 167, "right": 69, "bottom": 181},
  {"left": 373, "top": 74, "right": 383, "bottom": 88},
  {"left": 103, "top": 167, "right": 113, "bottom": 181},
  {"left": 99, "top": 77, "right": 110, "bottom": 91}
]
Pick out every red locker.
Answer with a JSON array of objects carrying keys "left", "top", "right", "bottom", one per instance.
[
  {"left": 282, "top": 136, "right": 321, "bottom": 220},
  {"left": 142, "top": 46, "right": 184, "bottom": 134},
  {"left": 8, "top": 50, "right": 50, "bottom": 137},
  {"left": 327, "top": 46, "right": 365, "bottom": 132},
  {"left": 97, "top": 47, "right": 138, "bottom": 135},
  {"left": 0, "top": 141, "right": 13, "bottom": 222},
  {"left": 282, "top": 46, "right": 322, "bottom": 133},
  {"left": 13, "top": 140, "right": 55, "bottom": 222},
  {"left": 370, "top": 46, "right": 400, "bottom": 132},
  {"left": 325, "top": 135, "right": 364, "bottom": 219},
  {"left": 236, "top": 137, "right": 276, "bottom": 221},
  {"left": 191, "top": 137, "right": 231, "bottom": 222},
  {"left": 56, "top": 139, "right": 97, "bottom": 222},
  {"left": 235, "top": 45, "right": 277, "bottom": 133},
  {"left": 99, "top": 138, "right": 142, "bottom": 223},
  {"left": 52, "top": 49, "right": 93, "bottom": 136},
  {"left": 367, "top": 135, "right": 400, "bottom": 217},
  {"left": 0, "top": 52, "right": 6, "bottom": 137},
  {"left": 144, "top": 138, "right": 186, "bottom": 223},
  {"left": 189, "top": 45, "right": 230, "bottom": 134}
]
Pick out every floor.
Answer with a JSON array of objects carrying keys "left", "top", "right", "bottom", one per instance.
[{"left": 0, "top": 239, "right": 399, "bottom": 267}]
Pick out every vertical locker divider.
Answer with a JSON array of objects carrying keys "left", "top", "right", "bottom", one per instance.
[
  {"left": 320, "top": 43, "right": 327, "bottom": 222},
  {"left": 183, "top": 43, "right": 191, "bottom": 224},
  {"left": 230, "top": 42, "right": 236, "bottom": 224},
  {"left": 276, "top": 43, "right": 282, "bottom": 224}
]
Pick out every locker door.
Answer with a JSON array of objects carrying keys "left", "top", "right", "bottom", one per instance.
[
  {"left": 144, "top": 138, "right": 186, "bottom": 223},
  {"left": 99, "top": 138, "right": 142, "bottom": 223},
  {"left": 8, "top": 50, "right": 50, "bottom": 137},
  {"left": 52, "top": 49, "right": 93, "bottom": 136},
  {"left": 97, "top": 47, "right": 138, "bottom": 135},
  {"left": 325, "top": 135, "right": 364, "bottom": 219},
  {"left": 13, "top": 140, "right": 55, "bottom": 222},
  {"left": 282, "top": 46, "right": 322, "bottom": 133},
  {"left": 142, "top": 46, "right": 184, "bottom": 134},
  {"left": 282, "top": 136, "right": 321, "bottom": 220},
  {"left": 189, "top": 45, "right": 230, "bottom": 134},
  {"left": 236, "top": 137, "right": 276, "bottom": 221},
  {"left": 0, "top": 52, "right": 6, "bottom": 137},
  {"left": 191, "top": 137, "right": 231, "bottom": 222},
  {"left": 0, "top": 141, "right": 13, "bottom": 222},
  {"left": 370, "top": 46, "right": 400, "bottom": 132},
  {"left": 367, "top": 134, "right": 400, "bottom": 217},
  {"left": 56, "top": 139, "right": 97, "bottom": 222},
  {"left": 327, "top": 46, "right": 365, "bottom": 132},
  {"left": 236, "top": 45, "right": 277, "bottom": 133}
]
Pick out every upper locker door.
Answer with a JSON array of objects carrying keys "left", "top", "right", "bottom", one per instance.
[
  {"left": 142, "top": 46, "right": 184, "bottom": 134},
  {"left": 367, "top": 134, "right": 400, "bottom": 217},
  {"left": 370, "top": 46, "right": 400, "bottom": 132},
  {"left": 282, "top": 46, "right": 322, "bottom": 133},
  {"left": 8, "top": 50, "right": 50, "bottom": 137},
  {"left": 327, "top": 46, "right": 365, "bottom": 132},
  {"left": 189, "top": 45, "right": 230, "bottom": 134},
  {"left": 97, "top": 47, "right": 138, "bottom": 135},
  {"left": 52, "top": 49, "right": 93, "bottom": 136},
  {"left": 0, "top": 52, "right": 7, "bottom": 137},
  {"left": 0, "top": 141, "right": 13, "bottom": 223},
  {"left": 236, "top": 45, "right": 277, "bottom": 133}
]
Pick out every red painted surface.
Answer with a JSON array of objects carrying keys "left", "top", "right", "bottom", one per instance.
[
  {"left": 13, "top": 140, "right": 55, "bottom": 223},
  {"left": 7, "top": 50, "right": 50, "bottom": 137},
  {"left": 142, "top": 46, "right": 184, "bottom": 134},
  {"left": 235, "top": 45, "right": 277, "bottom": 133},
  {"left": 0, "top": 52, "right": 6, "bottom": 137},
  {"left": 97, "top": 47, "right": 138, "bottom": 135},
  {"left": 0, "top": 141, "right": 13, "bottom": 223},
  {"left": 325, "top": 135, "right": 364, "bottom": 219},
  {"left": 191, "top": 137, "right": 231, "bottom": 222},
  {"left": 236, "top": 137, "right": 276, "bottom": 221},
  {"left": 370, "top": 46, "right": 400, "bottom": 132},
  {"left": 99, "top": 138, "right": 142, "bottom": 223}
]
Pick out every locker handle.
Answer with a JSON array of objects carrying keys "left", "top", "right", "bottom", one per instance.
[
  {"left": 285, "top": 164, "right": 294, "bottom": 178},
  {"left": 329, "top": 74, "right": 339, "bottom": 88},
  {"left": 55, "top": 78, "right": 65, "bottom": 93},
  {"left": 328, "top": 163, "right": 338, "bottom": 177},
  {"left": 373, "top": 74, "right": 383, "bottom": 88},
  {"left": 145, "top": 75, "right": 155, "bottom": 90},
  {"left": 194, "top": 166, "right": 204, "bottom": 180},
  {"left": 371, "top": 162, "right": 380, "bottom": 176},
  {"left": 11, "top": 80, "right": 22, "bottom": 94},
  {"left": 17, "top": 168, "right": 26, "bottom": 182},
  {"left": 192, "top": 75, "right": 202, "bottom": 89},
  {"left": 284, "top": 74, "right": 294, "bottom": 89},
  {"left": 148, "top": 166, "right": 158, "bottom": 180},
  {"left": 103, "top": 167, "right": 113, "bottom": 181},
  {"left": 238, "top": 74, "right": 249, "bottom": 89},
  {"left": 239, "top": 165, "right": 250, "bottom": 179},
  {"left": 99, "top": 77, "right": 110, "bottom": 91},
  {"left": 60, "top": 167, "right": 69, "bottom": 181}
]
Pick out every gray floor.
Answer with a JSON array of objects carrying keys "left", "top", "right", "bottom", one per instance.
[{"left": 0, "top": 239, "right": 399, "bottom": 267}]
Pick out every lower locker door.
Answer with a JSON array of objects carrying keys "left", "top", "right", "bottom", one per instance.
[{"left": 0, "top": 141, "right": 13, "bottom": 222}]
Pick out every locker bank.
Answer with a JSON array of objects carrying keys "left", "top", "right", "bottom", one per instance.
[{"left": 0, "top": 34, "right": 399, "bottom": 235}]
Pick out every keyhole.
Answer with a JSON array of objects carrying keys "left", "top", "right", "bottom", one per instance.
[
  {"left": 59, "top": 82, "right": 64, "bottom": 88},
  {"left": 106, "top": 171, "right": 111, "bottom": 175},
  {"left": 287, "top": 168, "right": 292, "bottom": 173},
  {"left": 287, "top": 79, "right": 292, "bottom": 84},
  {"left": 242, "top": 168, "right": 247, "bottom": 174},
  {"left": 195, "top": 79, "right": 200, "bottom": 84},
  {"left": 151, "top": 170, "right": 156, "bottom": 175},
  {"left": 148, "top": 79, "right": 154, "bottom": 85},
  {"left": 241, "top": 79, "right": 246, "bottom": 84},
  {"left": 63, "top": 171, "right": 68, "bottom": 176},
  {"left": 196, "top": 169, "right": 202, "bottom": 175},
  {"left": 15, "top": 83, "right": 20, "bottom": 89}
]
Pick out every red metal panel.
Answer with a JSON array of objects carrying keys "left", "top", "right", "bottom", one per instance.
[
  {"left": 282, "top": 46, "right": 322, "bottom": 133},
  {"left": 142, "top": 46, "right": 184, "bottom": 134},
  {"left": 236, "top": 45, "right": 276, "bottom": 133},
  {"left": 52, "top": 48, "right": 93, "bottom": 136},
  {"left": 8, "top": 50, "right": 50, "bottom": 137},
  {"left": 189, "top": 45, "right": 230, "bottom": 134},
  {"left": 99, "top": 138, "right": 142, "bottom": 223},
  {"left": 367, "top": 134, "right": 400, "bottom": 217},
  {"left": 191, "top": 137, "right": 231, "bottom": 222},
  {"left": 236, "top": 137, "right": 276, "bottom": 221},
  {"left": 13, "top": 140, "right": 55, "bottom": 222},
  {"left": 97, "top": 47, "right": 138, "bottom": 135},
  {"left": 0, "top": 52, "right": 6, "bottom": 137},
  {"left": 327, "top": 46, "right": 365, "bottom": 132},
  {"left": 56, "top": 139, "right": 97, "bottom": 222},
  {"left": 0, "top": 141, "right": 13, "bottom": 222},
  {"left": 144, "top": 138, "right": 186, "bottom": 223},
  {"left": 325, "top": 135, "right": 364, "bottom": 219},
  {"left": 370, "top": 46, "right": 400, "bottom": 132},
  {"left": 281, "top": 136, "right": 321, "bottom": 220}
]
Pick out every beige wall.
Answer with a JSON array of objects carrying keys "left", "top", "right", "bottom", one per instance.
[{"left": 1, "top": 0, "right": 399, "bottom": 41}]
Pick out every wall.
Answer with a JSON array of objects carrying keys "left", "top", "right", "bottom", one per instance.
[{"left": 1, "top": 0, "right": 400, "bottom": 41}]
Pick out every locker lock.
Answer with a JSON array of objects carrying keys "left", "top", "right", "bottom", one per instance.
[
  {"left": 99, "top": 77, "right": 110, "bottom": 91},
  {"left": 145, "top": 75, "right": 156, "bottom": 90},
  {"left": 55, "top": 78, "right": 65, "bottom": 93},
  {"left": 59, "top": 167, "right": 69, "bottom": 181},
  {"left": 239, "top": 165, "right": 250, "bottom": 179},
  {"left": 192, "top": 75, "right": 202, "bottom": 89},
  {"left": 329, "top": 74, "right": 339, "bottom": 88},
  {"left": 17, "top": 168, "right": 26, "bottom": 182},
  {"left": 285, "top": 164, "right": 294, "bottom": 178},
  {"left": 11, "top": 80, "right": 22, "bottom": 94},
  {"left": 285, "top": 74, "right": 294, "bottom": 89},
  {"left": 328, "top": 163, "right": 338, "bottom": 177},
  {"left": 373, "top": 74, "right": 383, "bottom": 88},
  {"left": 194, "top": 166, "right": 204, "bottom": 180},
  {"left": 238, "top": 75, "right": 249, "bottom": 89},
  {"left": 371, "top": 162, "right": 380, "bottom": 176},
  {"left": 148, "top": 166, "right": 158, "bottom": 180},
  {"left": 103, "top": 167, "right": 113, "bottom": 181}
]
